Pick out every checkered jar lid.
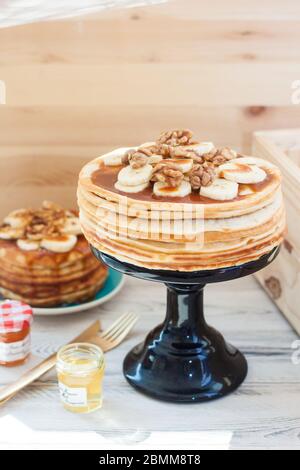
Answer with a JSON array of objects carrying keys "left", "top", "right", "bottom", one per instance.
[{"left": 0, "top": 299, "right": 33, "bottom": 333}]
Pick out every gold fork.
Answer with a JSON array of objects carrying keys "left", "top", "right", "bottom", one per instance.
[
  {"left": 89, "top": 311, "right": 138, "bottom": 352},
  {"left": 0, "top": 312, "right": 138, "bottom": 406}
]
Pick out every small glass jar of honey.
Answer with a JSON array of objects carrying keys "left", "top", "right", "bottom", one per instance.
[
  {"left": 56, "top": 343, "right": 105, "bottom": 414},
  {"left": 0, "top": 299, "right": 33, "bottom": 367}
]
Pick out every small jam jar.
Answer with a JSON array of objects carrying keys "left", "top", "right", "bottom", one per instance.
[
  {"left": 56, "top": 343, "right": 105, "bottom": 414},
  {"left": 0, "top": 299, "right": 33, "bottom": 367}
]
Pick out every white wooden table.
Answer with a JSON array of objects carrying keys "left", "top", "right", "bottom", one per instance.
[{"left": 0, "top": 275, "right": 299, "bottom": 450}]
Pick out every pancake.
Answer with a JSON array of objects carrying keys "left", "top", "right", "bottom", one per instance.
[
  {"left": 79, "top": 157, "right": 281, "bottom": 218},
  {"left": 0, "top": 201, "right": 108, "bottom": 306},
  {"left": 79, "top": 187, "right": 283, "bottom": 242},
  {"left": 78, "top": 130, "right": 286, "bottom": 271}
]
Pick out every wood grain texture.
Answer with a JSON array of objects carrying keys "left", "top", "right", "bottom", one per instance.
[
  {"left": 253, "top": 130, "right": 300, "bottom": 256},
  {"left": 2, "top": 63, "right": 299, "bottom": 106},
  {"left": 253, "top": 129, "right": 300, "bottom": 336},
  {"left": 0, "top": 106, "right": 299, "bottom": 147},
  {"left": 1, "top": 18, "right": 300, "bottom": 65},
  {"left": 0, "top": 0, "right": 299, "bottom": 156},
  {"left": 0, "top": 276, "right": 299, "bottom": 450}
]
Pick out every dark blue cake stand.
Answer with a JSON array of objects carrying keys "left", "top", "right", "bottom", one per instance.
[{"left": 91, "top": 246, "right": 280, "bottom": 403}]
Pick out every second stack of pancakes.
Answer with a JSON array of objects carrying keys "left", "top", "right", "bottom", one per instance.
[{"left": 0, "top": 201, "right": 108, "bottom": 306}]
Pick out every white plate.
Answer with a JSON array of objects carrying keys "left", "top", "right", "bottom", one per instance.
[{"left": 33, "top": 269, "right": 125, "bottom": 316}]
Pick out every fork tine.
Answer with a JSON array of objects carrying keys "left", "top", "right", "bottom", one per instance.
[
  {"left": 100, "top": 312, "right": 133, "bottom": 338},
  {"left": 97, "top": 317, "right": 139, "bottom": 352},
  {"left": 107, "top": 315, "right": 137, "bottom": 341},
  {"left": 101, "top": 312, "right": 136, "bottom": 339},
  {"left": 104, "top": 313, "right": 138, "bottom": 341},
  {"left": 109, "top": 318, "right": 139, "bottom": 348}
]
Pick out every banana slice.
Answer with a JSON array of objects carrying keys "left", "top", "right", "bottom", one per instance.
[
  {"left": 219, "top": 162, "right": 266, "bottom": 184},
  {"left": 114, "top": 181, "right": 149, "bottom": 193},
  {"left": 17, "top": 239, "right": 40, "bottom": 251},
  {"left": 153, "top": 180, "right": 192, "bottom": 197},
  {"left": 101, "top": 147, "right": 137, "bottom": 167},
  {"left": 41, "top": 234, "right": 77, "bottom": 253},
  {"left": 4, "top": 209, "right": 30, "bottom": 228},
  {"left": 81, "top": 162, "right": 100, "bottom": 178},
  {"left": 62, "top": 217, "right": 82, "bottom": 235},
  {"left": 229, "top": 156, "right": 275, "bottom": 169},
  {"left": 200, "top": 178, "right": 238, "bottom": 201},
  {"left": 188, "top": 142, "right": 214, "bottom": 155},
  {"left": 0, "top": 226, "right": 24, "bottom": 240},
  {"left": 163, "top": 158, "right": 193, "bottom": 173},
  {"left": 118, "top": 164, "right": 153, "bottom": 187}
]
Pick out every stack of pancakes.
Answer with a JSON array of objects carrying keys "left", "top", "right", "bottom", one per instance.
[
  {"left": 0, "top": 202, "right": 108, "bottom": 306},
  {"left": 78, "top": 133, "right": 285, "bottom": 272}
]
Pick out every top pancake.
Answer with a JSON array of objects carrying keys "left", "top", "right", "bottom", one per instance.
[{"left": 79, "top": 155, "right": 281, "bottom": 219}]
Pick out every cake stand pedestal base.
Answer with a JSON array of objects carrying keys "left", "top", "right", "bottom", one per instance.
[
  {"left": 123, "top": 283, "right": 247, "bottom": 403},
  {"left": 91, "top": 246, "right": 279, "bottom": 403}
]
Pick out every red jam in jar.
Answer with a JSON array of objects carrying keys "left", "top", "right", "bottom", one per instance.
[{"left": 0, "top": 300, "right": 33, "bottom": 367}]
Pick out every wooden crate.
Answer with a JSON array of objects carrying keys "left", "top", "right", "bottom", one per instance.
[{"left": 253, "top": 129, "right": 300, "bottom": 335}]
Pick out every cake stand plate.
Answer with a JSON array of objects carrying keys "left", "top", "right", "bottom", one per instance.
[{"left": 91, "top": 246, "right": 280, "bottom": 403}]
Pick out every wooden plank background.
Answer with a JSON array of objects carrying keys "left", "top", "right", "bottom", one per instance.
[{"left": 0, "top": 0, "right": 300, "bottom": 212}]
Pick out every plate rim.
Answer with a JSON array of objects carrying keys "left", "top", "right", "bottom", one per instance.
[{"left": 32, "top": 271, "right": 125, "bottom": 316}]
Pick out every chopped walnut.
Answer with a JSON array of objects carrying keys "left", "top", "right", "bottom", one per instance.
[
  {"left": 117, "top": 130, "right": 239, "bottom": 197},
  {"left": 188, "top": 163, "right": 216, "bottom": 190},
  {"left": 130, "top": 152, "right": 148, "bottom": 169},
  {"left": 169, "top": 146, "right": 203, "bottom": 163},
  {"left": 26, "top": 223, "right": 46, "bottom": 241},
  {"left": 139, "top": 144, "right": 161, "bottom": 155},
  {"left": 220, "top": 147, "right": 237, "bottom": 159},
  {"left": 122, "top": 147, "right": 158, "bottom": 169},
  {"left": 0, "top": 201, "right": 78, "bottom": 246},
  {"left": 156, "top": 143, "right": 171, "bottom": 157},
  {"left": 203, "top": 147, "right": 237, "bottom": 166},
  {"left": 151, "top": 162, "right": 184, "bottom": 188},
  {"left": 25, "top": 204, "right": 66, "bottom": 240},
  {"left": 157, "top": 129, "right": 196, "bottom": 147}
]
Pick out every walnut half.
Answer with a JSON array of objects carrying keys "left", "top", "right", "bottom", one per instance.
[
  {"left": 122, "top": 144, "right": 166, "bottom": 169},
  {"left": 188, "top": 163, "right": 216, "bottom": 190},
  {"left": 157, "top": 129, "right": 196, "bottom": 147},
  {"left": 151, "top": 162, "right": 184, "bottom": 188},
  {"left": 203, "top": 147, "right": 237, "bottom": 166}
]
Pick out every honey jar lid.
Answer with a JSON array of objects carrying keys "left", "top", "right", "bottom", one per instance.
[{"left": 0, "top": 299, "right": 33, "bottom": 333}]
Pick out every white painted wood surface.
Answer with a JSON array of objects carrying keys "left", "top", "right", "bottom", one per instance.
[{"left": 0, "top": 275, "right": 299, "bottom": 450}]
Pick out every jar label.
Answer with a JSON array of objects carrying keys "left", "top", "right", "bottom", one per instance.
[
  {"left": 58, "top": 382, "right": 88, "bottom": 407},
  {"left": 0, "top": 334, "right": 30, "bottom": 362}
]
